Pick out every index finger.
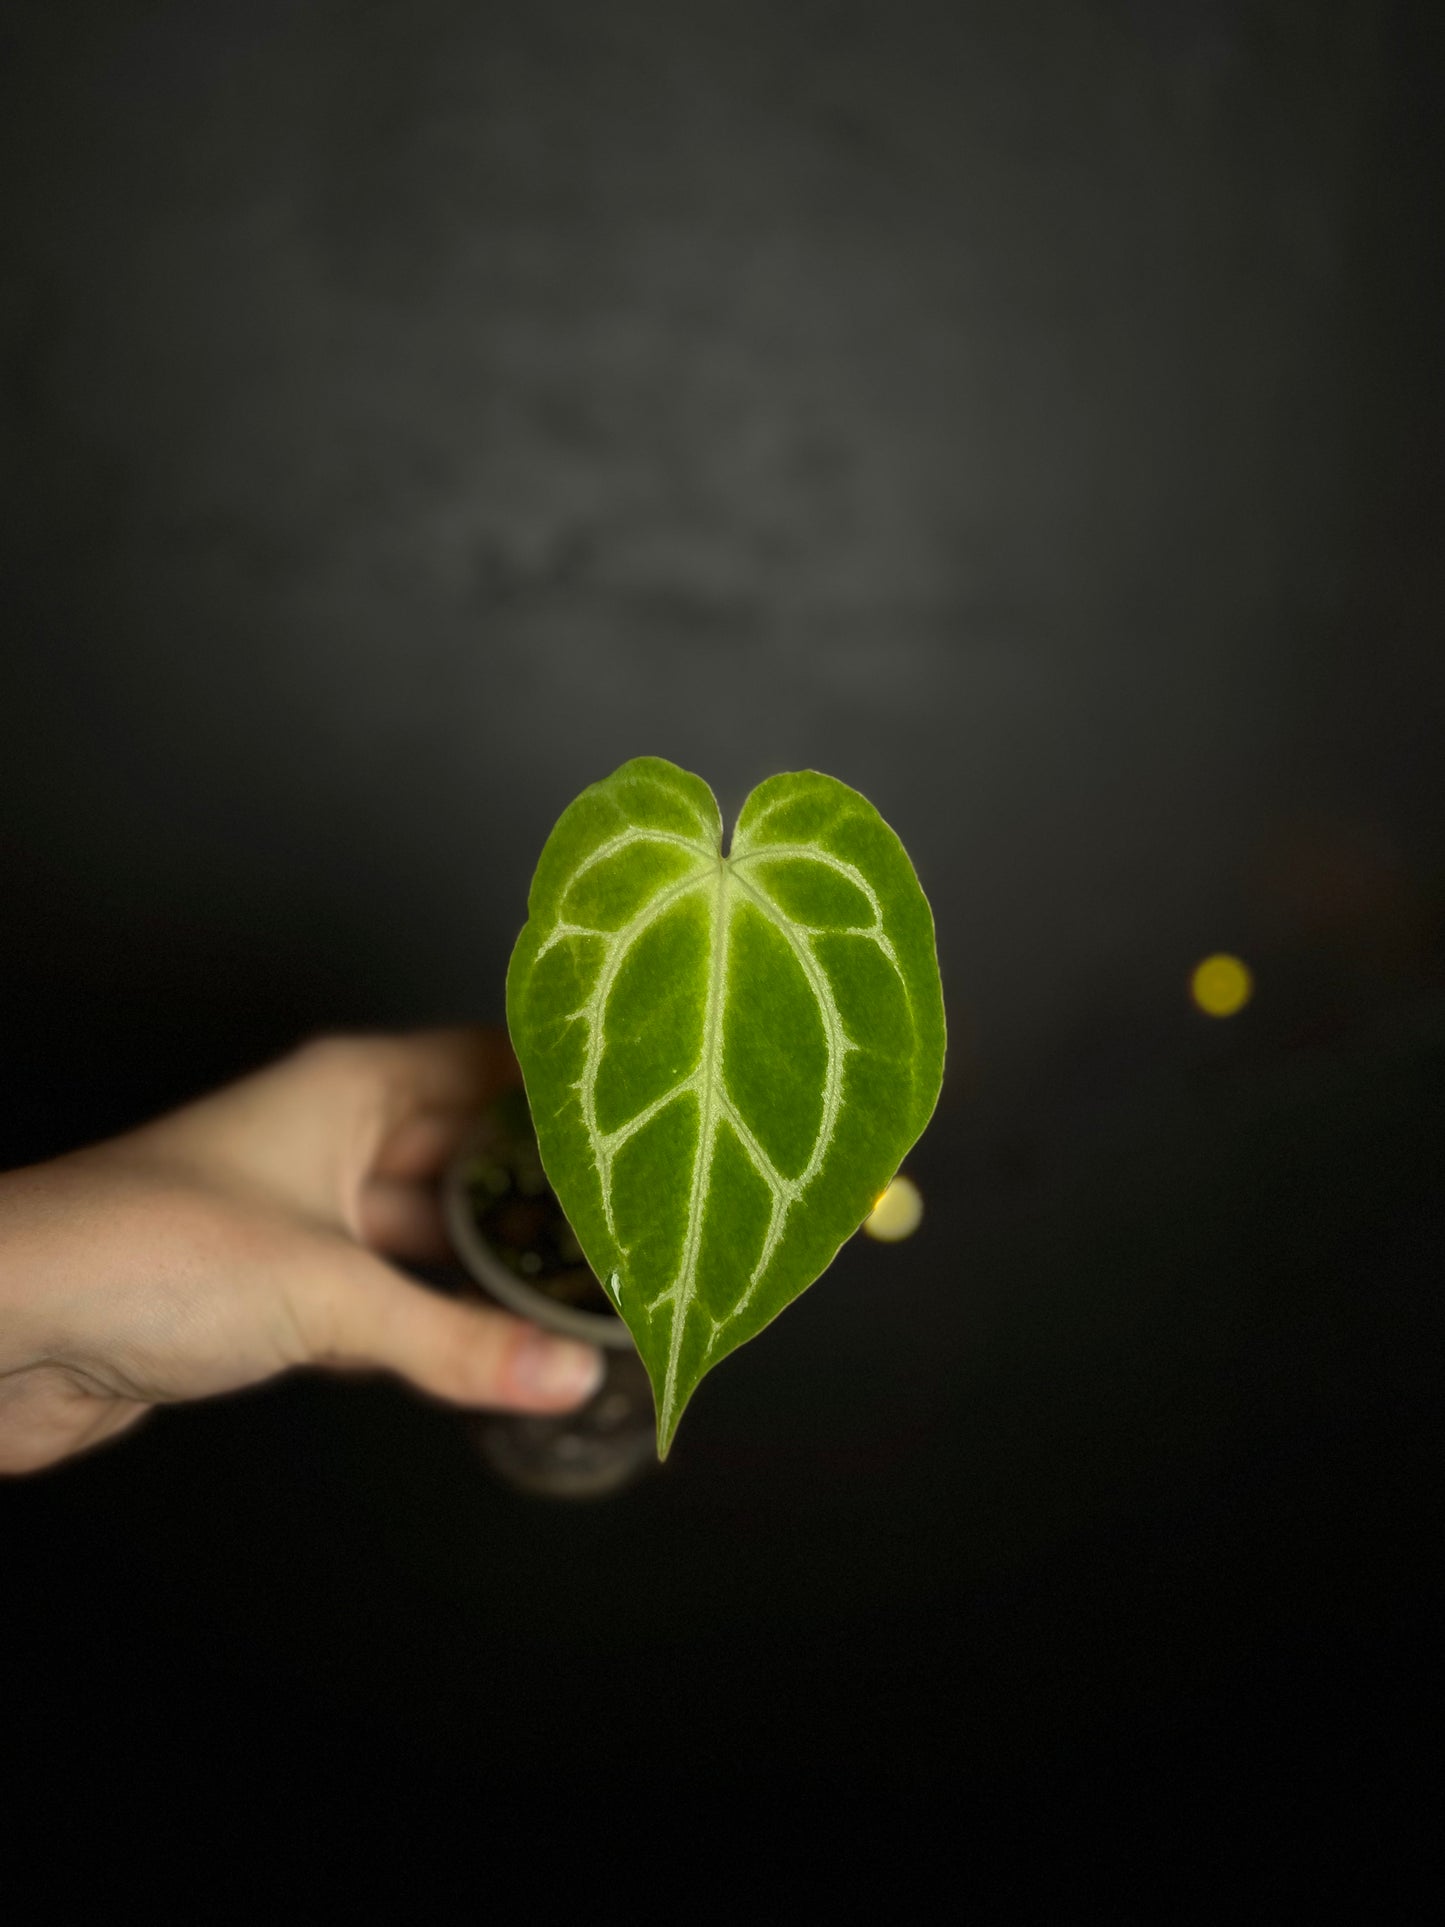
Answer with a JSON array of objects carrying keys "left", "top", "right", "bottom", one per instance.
[{"left": 371, "top": 1027, "right": 522, "bottom": 1118}]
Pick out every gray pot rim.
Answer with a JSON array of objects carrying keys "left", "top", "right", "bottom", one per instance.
[{"left": 443, "top": 1130, "right": 635, "bottom": 1351}]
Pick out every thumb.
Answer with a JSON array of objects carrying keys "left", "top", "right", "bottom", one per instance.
[{"left": 300, "top": 1242, "right": 605, "bottom": 1413}]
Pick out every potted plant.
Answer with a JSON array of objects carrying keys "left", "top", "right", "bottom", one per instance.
[{"left": 449, "top": 755, "right": 945, "bottom": 1482}]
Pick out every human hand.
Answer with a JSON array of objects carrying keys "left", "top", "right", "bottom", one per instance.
[{"left": 0, "top": 1030, "right": 604, "bottom": 1474}]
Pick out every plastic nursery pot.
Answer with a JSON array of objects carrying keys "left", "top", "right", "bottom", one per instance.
[{"left": 443, "top": 1087, "right": 656, "bottom": 1500}]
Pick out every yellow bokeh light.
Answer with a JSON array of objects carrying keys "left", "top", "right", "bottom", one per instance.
[
  {"left": 862, "top": 1174, "right": 924, "bottom": 1242},
  {"left": 1190, "top": 952, "right": 1254, "bottom": 1018}
]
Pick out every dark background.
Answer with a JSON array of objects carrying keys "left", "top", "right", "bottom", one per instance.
[{"left": 2, "top": 0, "right": 1441, "bottom": 1896}]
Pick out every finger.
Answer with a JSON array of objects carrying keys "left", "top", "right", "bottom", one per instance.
[
  {"left": 371, "top": 1107, "right": 474, "bottom": 1183},
  {"left": 259, "top": 1028, "right": 519, "bottom": 1232},
  {"left": 357, "top": 1177, "right": 451, "bottom": 1262},
  {"left": 298, "top": 1242, "right": 603, "bottom": 1413},
  {"left": 370, "top": 1028, "right": 521, "bottom": 1122}
]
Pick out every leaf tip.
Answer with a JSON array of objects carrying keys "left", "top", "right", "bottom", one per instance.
[{"left": 653, "top": 1398, "right": 681, "bottom": 1462}]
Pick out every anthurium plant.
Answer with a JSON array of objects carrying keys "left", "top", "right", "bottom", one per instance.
[{"left": 506, "top": 757, "right": 945, "bottom": 1456}]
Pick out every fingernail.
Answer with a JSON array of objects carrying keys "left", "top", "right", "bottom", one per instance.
[{"left": 511, "top": 1331, "right": 605, "bottom": 1404}]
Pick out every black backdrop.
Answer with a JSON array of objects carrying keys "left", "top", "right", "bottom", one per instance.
[{"left": 2, "top": 0, "right": 1441, "bottom": 1899}]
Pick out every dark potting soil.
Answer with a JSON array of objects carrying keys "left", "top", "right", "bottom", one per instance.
[{"left": 462, "top": 1091, "right": 614, "bottom": 1315}]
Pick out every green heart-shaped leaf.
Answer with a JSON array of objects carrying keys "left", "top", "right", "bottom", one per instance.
[{"left": 506, "top": 757, "right": 945, "bottom": 1456}]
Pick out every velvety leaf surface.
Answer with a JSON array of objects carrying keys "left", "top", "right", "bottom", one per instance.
[{"left": 506, "top": 757, "right": 946, "bottom": 1456}]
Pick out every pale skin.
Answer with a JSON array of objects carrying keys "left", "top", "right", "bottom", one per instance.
[{"left": 0, "top": 1029, "right": 604, "bottom": 1476}]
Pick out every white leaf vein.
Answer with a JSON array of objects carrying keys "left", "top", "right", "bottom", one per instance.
[
  {"left": 534, "top": 822, "right": 915, "bottom": 1431},
  {"left": 730, "top": 842, "right": 912, "bottom": 1011}
]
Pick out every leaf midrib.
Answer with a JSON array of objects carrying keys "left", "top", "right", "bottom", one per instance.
[{"left": 658, "top": 853, "right": 730, "bottom": 1443}]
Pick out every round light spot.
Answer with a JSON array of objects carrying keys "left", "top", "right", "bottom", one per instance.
[
  {"left": 1190, "top": 952, "right": 1254, "bottom": 1018},
  {"left": 862, "top": 1174, "right": 924, "bottom": 1242}
]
